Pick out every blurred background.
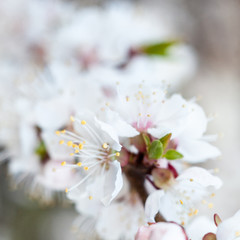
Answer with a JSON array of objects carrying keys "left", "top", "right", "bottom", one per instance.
[{"left": 1, "top": 0, "right": 240, "bottom": 239}]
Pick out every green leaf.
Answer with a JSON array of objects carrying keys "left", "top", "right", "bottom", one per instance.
[
  {"left": 148, "top": 140, "right": 163, "bottom": 159},
  {"left": 164, "top": 149, "right": 183, "bottom": 160},
  {"left": 159, "top": 133, "right": 172, "bottom": 150},
  {"left": 141, "top": 41, "right": 179, "bottom": 56},
  {"left": 142, "top": 133, "right": 151, "bottom": 149}
]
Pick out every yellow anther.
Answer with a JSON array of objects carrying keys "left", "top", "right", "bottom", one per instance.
[
  {"left": 61, "top": 161, "right": 66, "bottom": 166},
  {"left": 126, "top": 96, "right": 130, "bottom": 102},
  {"left": 115, "top": 152, "right": 120, "bottom": 157},
  {"left": 211, "top": 193, "right": 215, "bottom": 198},
  {"left": 84, "top": 166, "right": 89, "bottom": 171},
  {"left": 65, "top": 188, "right": 68, "bottom": 193},
  {"left": 81, "top": 120, "right": 86, "bottom": 125},
  {"left": 79, "top": 143, "right": 83, "bottom": 149},
  {"left": 70, "top": 153, "right": 74, "bottom": 156},
  {"left": 75, "top": 149, "right": 79, "bottom": 153},
  {"left": 82, "top": 141, "right": 86, "bottom": 144},
  {"left": 180, "top": 200, "right": 183, "bottom": 205},
  {"left": 70, "top": 116, "right": 75, "bottom": 122},
  {"left": 138, "top": 113, "right": 142, "bottom": 116},
  {"left": 181, "top": 221, "right": 185, "bottom": 226},
  {"left": 147, "top": 114, "right": 151, "bottom": 117},
  {"left": 208, "top": 203, "right": 213, "bottom": 209},
  {"left": 55, "top": 131, "right": 60, "bottom": 135},
  {"left": 235, "top": 232, "right": 240, "bottom": 237},
  {"left": 72, "top": 144, "right": 77, "bottom": 148},
  {"left": 194, "top": 209, "right": 199, "bottom": 215},
  {"left": 59, "top": 140, "right": 64, "bottom": 145},
  {"left": 77, "top": 162, "right": 82, "bottom": 167},
  {"left": 190, "top": 178, "right": 194, "bottom": 182},
  {"left": 61, "top": 129, "right": 66, "bottom": 134},
  {"left": 89, "top": 196, "right": 93, "bottom": 200},
  {"left": 102, "top": 143, "right": 108, "bottom": 149},
  {"left": 67, "top": 141, "right": 73, "bottom": 147}
]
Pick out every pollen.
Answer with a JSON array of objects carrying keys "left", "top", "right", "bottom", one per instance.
[
  {"left": 211, "top": 193, "right": 215, "bottom": 198},
  {"left": 67, "top": 141, "right": 73, "bottom": 147},
  {"left": 126, "top": 96, "right": 130, "bottom": 102},
  {"left": 81, "top": 120, "right": 86, "bottom": 125},
  {"left": 56, "top": 131, "right": 60, "bottom": 135},
  {"left": 181, "top": 221, "right": 185, "bottom": 226},
  {"left": 70, "top": 116, "right": 75, "bottom": 122},
  {"left": 79, "top": 143, "right": 83, "bottom": 149},
  {"left": 115, "top": 152, "right": 120, "bottom": 157},
  {"left": 65, "top": 188, "right": 68, "bottom": 193},
  {"left": 59, "top": 140, "right": 64, "bottom": 145},
  {"left": 75, "top": 149, "right": 79, "bottom": 153},
  {"left": 180, "top": 200, "right": 183, "bottom": 205},
  {"left": 84, "top": 166, "right": 89, "bottom": 171},
  {"left": 208, "top": 203, "right": 213, "bottom": 209},
  {"left": 70, "top": 153, "right": 74, "bottom": 156},
  {"left": 61, "top": 161, "right": 66, "bottom": 166},
  {"left": 190, "top": 178, "right": 194, "bottom": 182},
  {"left": 194, "top": 209, "right": 199, "bottom": 215},
  {"left": 102, "top": 143, "right": 108, "bottom": 149},
  {"left": 138, "top": 113, "right": 142, "bottom": 116},
  {"left": 82, "top": 141, "right": 86, "bottom": 144},
  {"left": 89, "top": 196, "right": 93, "bottom": 200},
  {"left": 77, "top": 162, "right": 82, "bottom": 167},
  {"left": 147, "top": 114, "right": 151, "bottom": 117},
  {"left": 72, "top": 144, "right": 77, "bottom": 148},
  {"left": 61, "top": 129, "right": 66, "bottom": 134}
]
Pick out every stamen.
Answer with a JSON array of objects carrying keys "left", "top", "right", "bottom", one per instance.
[
  {"left": 81, "top": 120, "right": 86, "bottom": 125},
  {"left": 115, "top": 152, "right": 120, "bottom": 157},
  {"left": 59, "top": 140, "right": 64, "bottom": 145},
  {"left": 61, "top": 161, "right": 66, "bottom": 166},
  {"left": 77, "top": 162, "right": 82, "bottom": 167},
  {"left": 102, "top": 143, "right": 108, "bottom": 149},
  {"left": 70, "top": 116, "right": 75, "bottom": 122},
  {"left": 56, "top": 131, "right": 60, "bottom": 135},
  {"left": 67, "top": 141, "right": 73, "bottom": 147},
  {"left": 89, "top": 196, "right": 93, "bottom": 200},
  {"left": 180, "top": 200, "right": 183, "bottom": 205}
]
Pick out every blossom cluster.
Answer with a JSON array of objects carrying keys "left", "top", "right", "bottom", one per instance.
[{"left": 0, "top": 1, "right": 238, "bottom": 240}]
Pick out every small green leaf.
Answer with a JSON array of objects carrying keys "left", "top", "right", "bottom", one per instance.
[
  {"left": 148, "top": 140, "right": 163, "bottom": 159},
  {"left": 159, "top": 133, "right": 172, "bottom": 150},
  {"left": 164, "top": 149, "right": 183, "bottom": 160},
  {"left": 142, "top": 133, "right": 151, "bottom": 149},
  {"left": 141, "top": 41, "right": 179, "bottom": 56}
]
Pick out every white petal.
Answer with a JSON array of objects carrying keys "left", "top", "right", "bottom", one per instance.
[
  {"left": 94, "top": 117, "right": 122, "bottom": 151},
  {"left": 177, "top": 167, "right": 222, "bottom": 189},
  {"left": 145, "top": 190, "right": 165, "bottom": 222},
  {"left": 101, "top": 161, "right": 123, "bottom": 206},
  {"left": 217, "top": 209, "right": 240, "bottom": 240},
  {"left": 177, "top": 138, "right": 221, "bottom": 163}
]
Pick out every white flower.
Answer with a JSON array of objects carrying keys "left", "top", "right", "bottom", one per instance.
[
  {"left": 216, "top": 209, "right": 240, "bottom": 240},
  {"left": 135, "top": 222, "right": 188, "bottom": 240},
  {"left": 145, "top": 167, "right": 222, "bottom": 225},
  {"left": 59, "top": 112, "right": 123, "bottom": 206},
  {"left": 175, "top": 101, "right": 221, "bottom": 163}
]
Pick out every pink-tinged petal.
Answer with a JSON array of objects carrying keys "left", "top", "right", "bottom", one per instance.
[
  {"left": 145, "top": 190, "right": 165, "bottom": 223},
  {"left": 176, "top": 167, "right": 222, "bottom": 189},
  {"left": 135, "top": 222, "right": 187, "bottom": 240},
  {"left": 214, "top": 214, "right": 222, "bottom": 227},
  {"left": 101, "top": 161, "right": 123, "bottom": 206},
  {"left": 177, "top": 138, "right": 221, "bottom": 163}
]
